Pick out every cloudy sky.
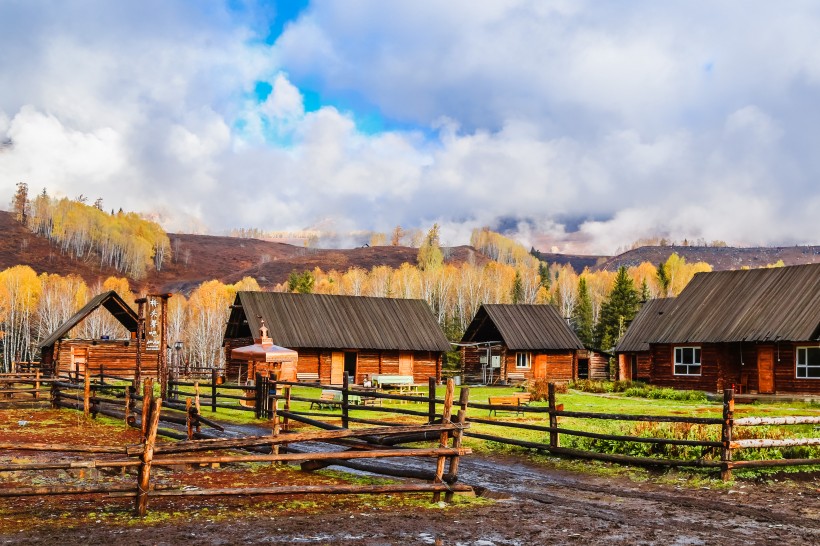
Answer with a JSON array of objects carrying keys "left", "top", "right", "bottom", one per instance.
[{"left": 1, "top": 0, "right": 819, "bottom": 254}]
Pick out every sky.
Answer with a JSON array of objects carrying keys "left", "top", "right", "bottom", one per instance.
[{"left": 1, "top": 0, "right": 820, "bottom": 254}]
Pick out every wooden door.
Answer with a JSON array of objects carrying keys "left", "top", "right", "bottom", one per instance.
[
  {"left": 532, "top": 354, "right": 547, "bottom": 379},
  {"left": 757, "top": 346, "right": 774, "bottom": 394},
  {"left": 399, "top": 352, "right": 413, "bottom": 376},
  {"left": 330, "top": 352, "right": 345, "bottom": 385},
  {"left": 72, "top": 347, "right": 88, "bottom": 377}
]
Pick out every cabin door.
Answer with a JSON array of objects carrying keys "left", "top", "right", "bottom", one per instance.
[
  {"left": 399, "top": 352, "right": 414, "bottom": 377},
  {"left": 330, "top": 352, "right": 345, "bottom": 385},
  {"left": 757, "top": 346, "right": 775, "bottom": 394},
  {"left": 532, "top": 354, "right": 547, "bottom": 379},
  {"left": 71, "top": 347, "right": 88, "bottom": 379}
]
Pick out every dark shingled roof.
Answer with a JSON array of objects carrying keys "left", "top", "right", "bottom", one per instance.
[
  {"left": 614, "top": 298, "right": 675, "bottom": 353},
  {"left": 652, "top": 263, "right": 820, "bottom": 344},
  {"left": 460, "top": 304, "right": 584, "bottom": 351},
  {"left": 39, "top": 291, "right": 139, "bottom": 349},
  {"left": 225, "top": 292, "right": 451, "bottom": 352}
]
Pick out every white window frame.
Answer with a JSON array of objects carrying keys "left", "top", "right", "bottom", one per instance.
[
  {"left": 796, "top": 346, "right": 820, "bottom": 379},
  {"left": 515, "top": 352, "right": 532, "bottom": 369},
  {"left": 673, "top": 346, "right": 701, "bottom": 376}
]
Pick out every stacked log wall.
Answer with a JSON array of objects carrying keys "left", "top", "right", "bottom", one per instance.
[{"left": 54, "top": 339, "right": 158, "bottom": 378}]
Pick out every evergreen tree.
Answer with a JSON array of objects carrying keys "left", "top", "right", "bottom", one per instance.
[
  {"left": 656, "top": 261, "right": 670, "bottom": 296},
  {"left": 537, "top": 261, "right": 551, "bottom": 291},
  {"left": 640, "top": 278, "right": 650, "bottom": 302},
  {"left": 287, "top": 270, "right": 315, "bottom": 294},
  {"left": 571, "top": 277, "right": 594, "bottom": 346},
  {"left": 595, "top": 266, "right": 640, "bottom": 351},
  {"left": 511, "top": 271, "right": 523, "bottom": 303}
]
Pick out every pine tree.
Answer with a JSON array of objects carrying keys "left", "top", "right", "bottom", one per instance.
[
  {"left": 640, "top": 278, "right": 650, "bottom": 302},
  {"left": 511, "top": 271, "right": 523, "bottom": 304},
  {"left": 537, "top": 262, "right": 551, "bottom": 291},
  {"left": 656, "top": 261, "right": 670, "bottom": 296},
  {"left": 571, "top": 277, "right": 594, "bottom": 346},
  {"left": 595, "top": 266, "right": 640, "bottom": 351},
  {"left": 287, "top": 270, "right": 315, "bottom": 294}
]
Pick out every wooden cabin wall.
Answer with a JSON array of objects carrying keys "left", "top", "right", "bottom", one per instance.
[
  {"left": 54, "top": 339, "right": 158, "bottom": 378},
  {"left": 588, "top": 352, "right": 610, "bottom": 381},
  {"left": 502, "top": 350, "right": 575, "bottom": 382},
  {"left": 225, "top": 337, "right": 254, "bottom": 380},
  {"left": 460, "top": 346, "right": 485, "bottom": 384},
  {"left": 637, "top": 353, "right": 653, "bottom": 382}
]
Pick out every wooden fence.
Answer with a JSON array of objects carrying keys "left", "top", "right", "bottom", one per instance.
[
  {"left": 20, "top": 373, "right": 820, "bottom": 482},
  {"left": 1, "top": 378, "right": 472, "bottom": 516}
]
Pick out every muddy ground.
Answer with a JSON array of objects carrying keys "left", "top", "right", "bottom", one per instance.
[{"left": 2, "top": 408, "right": 820, "bottom": 545}]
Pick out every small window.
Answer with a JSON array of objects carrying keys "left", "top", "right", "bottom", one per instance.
[
  {"left": 796, "top": 347, "right": 820, "bottom": 379},
  {"left": 674, "top": 346, "right": 701, "bottom": 376},
  {"left": 515, "top": 352, "right": 531, "bottom": 369}
]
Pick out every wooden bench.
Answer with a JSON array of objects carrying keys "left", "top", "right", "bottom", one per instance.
[
  {"left": 371, "top": 374, "right": 414, "bottom": 388},
  {"left": 310, "top": 390, "right": 341, "bottom": 410},
  {"left": 513, "top": 393, "right": 531, "bottom": 406},
  {"left": 506, "top": 373, "right": 527, "bottom": 386},
  {"left": 488, "top": 396, "right": 525, "bottom": 416},
  {"left": 297, "top": 372, "right": 320, "bottom": 383}
]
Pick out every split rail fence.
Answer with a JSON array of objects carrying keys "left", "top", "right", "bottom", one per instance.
[
  {"left": 8, "top": 371, "right": 820, "bottom": 484},
  {"left": 1, "top": 375, "right": 472, "bottom": 516}
]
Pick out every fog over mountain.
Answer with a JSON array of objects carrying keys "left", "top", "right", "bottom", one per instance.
[{"left": 2, "top": 1, "right": 819, "bottom": 254}]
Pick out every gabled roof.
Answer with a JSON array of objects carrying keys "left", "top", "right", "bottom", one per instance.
[
  {"left": 225, "top": 292, "right": 451, "bottom": 352},
  {"left": 39, "top": 290, "right": 139, "bottom": 349},
  {"left": 460, "top": 304, "right": 584, "bottom": 351},
  {"left": 652, "top": 263, "right": 820, "bottom": 344},
  {"left": 615, "top": 298, "right": 675, "bottom": 353}
]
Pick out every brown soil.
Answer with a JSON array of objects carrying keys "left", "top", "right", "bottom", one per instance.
[{"left": 2, "top": 408, "right": 820, "bottom": 545}]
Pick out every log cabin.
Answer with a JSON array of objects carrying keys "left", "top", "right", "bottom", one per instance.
[
  {"left": 646, "top": 264, "right": 820, "bottom": 394},
  {"left": 614, "top": 298, "right": 674, "bottom": 382},
  {"left": 223, "top": 292, "right": 451, "bottom": 385},
  {"left": 460, "top": 304, "right": 585, "bottom": 384},
  {"left": 39, "top": 290, "right": 158, "bottom": 378}
]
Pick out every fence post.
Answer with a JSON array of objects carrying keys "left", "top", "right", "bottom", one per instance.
[
  {"left": 721, "top": 388, "right": 734, "bottom": 481},
  {"left": 428, "top": 377, "right": 437, "bottom": 423},
  {"left": 255, "top": 372, "right": 263, "bottom": 419},
  {"left": 211, "top": 368, "right": 217, "bottom": 413},
  {"left": 100, "top": 364, "right": 105, "bottom": 386},
  {"left": 445, "top": 386, "right": 470, "bottom": 502},
  {"left": 342, "top": 374, "right": 350, "bottom": 429},
  {"left": 186, "top": 398, "right": 194, "bottom": 440},
  {"left": 50, "top": 380, "right": 59, "bottom": 409},
  {"left": 83, "top": 371, "right": 91, "bottom": 418},
  {"left": 136, "top": 397, "right": 162, "bottom": 517},
  {"left": 124, "top": 385, "right": 131, "bottom": 425},
  {"left": 141, "top": 379, "right": 154, "bottom": 442},
  {"left": 433, "top": 378, "right": 455, "bottom": 503},
  {"left": 34, "top": 369, "right": 40, "bottom": 400},
  {"left": 283, "top": 386, "right": 291, "bottom": 432},
  {"left": 548, "top": 382, "right": 558, "bottom": 449}
]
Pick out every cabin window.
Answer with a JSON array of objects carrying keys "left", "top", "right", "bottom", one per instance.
[
  {"left": 515, "top": 352, "right": 532, "bottom": 369},
  {"left": 674, "top": 347, "right": 701, "bottom": 376},
  {"left": 796, "top": 347, "right": 820, "bottom": 379}
]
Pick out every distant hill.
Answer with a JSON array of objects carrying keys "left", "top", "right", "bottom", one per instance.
[
  {"left": 529, "top": 250, "right": 609, "bottom": 272},
  {"left": 0, "top": 210, "right": 489, "bottom": 294},
  {"left": 594, "top": 245, "right": 820, "bottom": 271},
  {"left": 4, "top": 210, "right": 819, "bottom": 293}
]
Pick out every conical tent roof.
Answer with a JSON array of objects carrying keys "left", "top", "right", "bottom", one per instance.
[{"left": 230, "top": 320, "right": 298, "bottom": 363}]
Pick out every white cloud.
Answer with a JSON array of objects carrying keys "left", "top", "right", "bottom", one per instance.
[{"left": 1, "top": 1, "right": 819, "bottom": 254}]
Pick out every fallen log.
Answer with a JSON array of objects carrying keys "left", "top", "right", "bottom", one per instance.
[
  {"left": 111, "top": 483, "right": 473, "bottom": 498},
  {"left": 129, "top": 423, "right": 458, "bottom": 456}
]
